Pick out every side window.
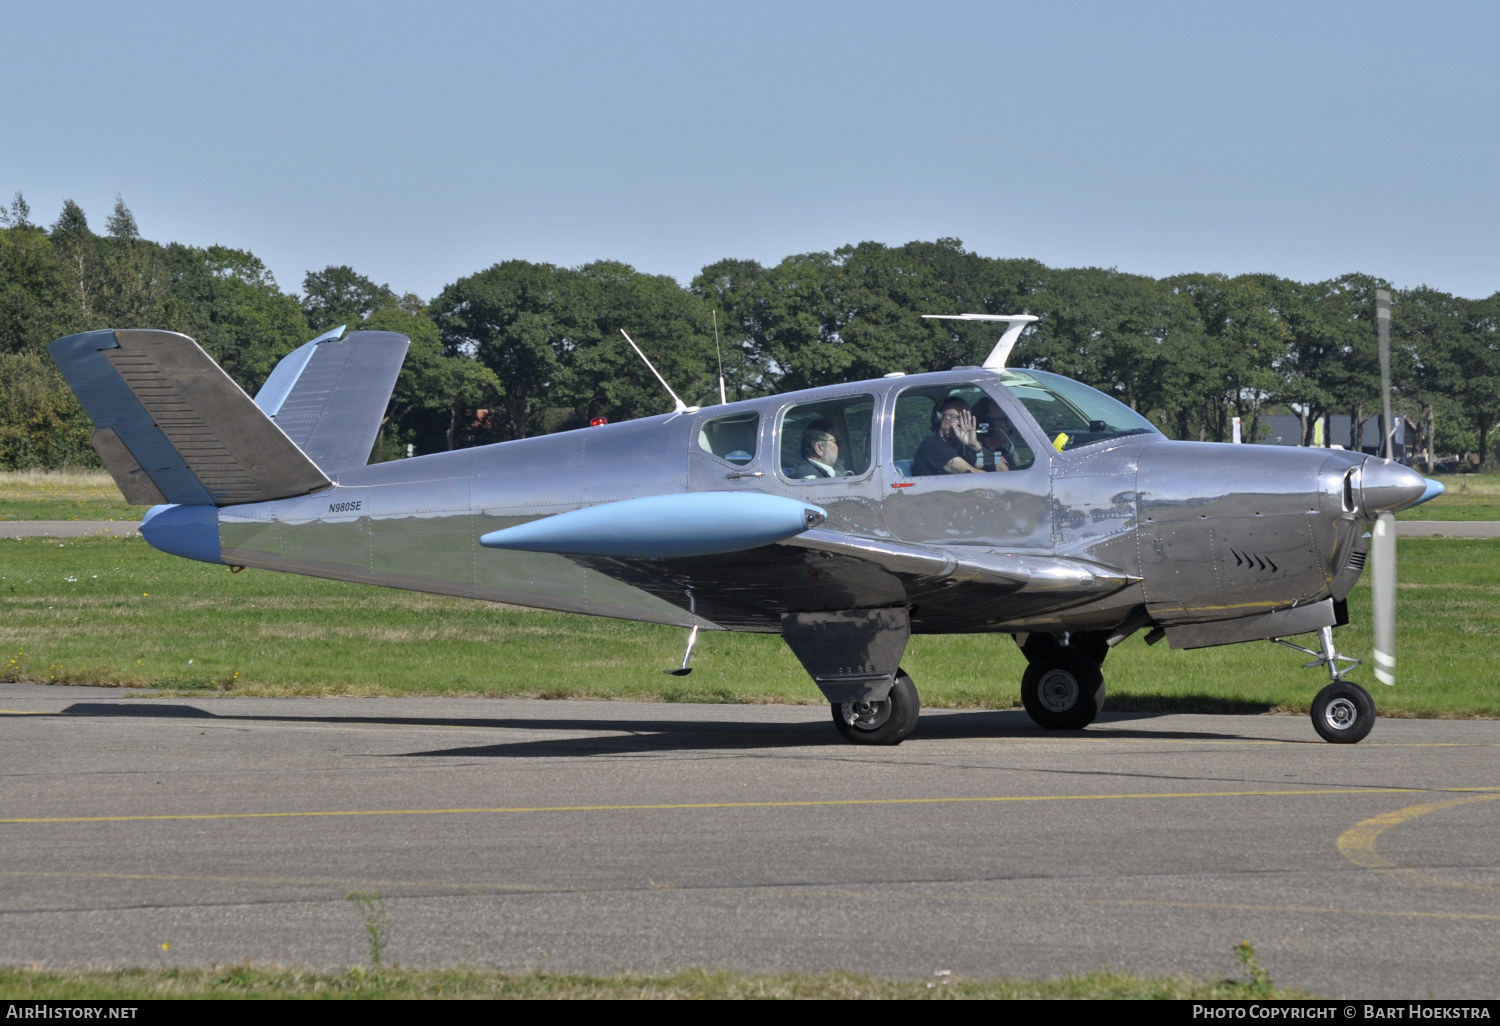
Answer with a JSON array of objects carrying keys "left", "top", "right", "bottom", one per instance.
[
  {"left": 892, "top": 383, "right": 1036, "bottom": 478},
  {"left": 697, "top": 412, "right": 759, "bottom": 466},
  {"left": 779, "top": 395, "right": 875, "bottom": 480}
]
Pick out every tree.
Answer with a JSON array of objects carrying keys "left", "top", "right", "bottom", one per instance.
[
  {"left": 430, "top": 260, "right": 583, "bottom": 440},
  {"left": 105, "top": 195, "right": 139, "bottom": 241},
  {"left": 162, "top": 244, "right": 310, "bottom": 393},
  {"left": 561, "top": 260, "right": 719, "bottom": 424},
  {"left": 50, "top": 199, "right": 90, "bottom": 238},
  {"left": 301, "top": 265, "right": 398, "bottom": 332},
  {"left": 0, "top": 192, "right": 33, "bottom": 229},
  {"left": 0, "top": 352, "right": 97, "bottom": 469}
]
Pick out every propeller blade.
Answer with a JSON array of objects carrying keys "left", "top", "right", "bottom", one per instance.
[
  {"left": 1370, "top": 290, "right": 1397, "bottom": 686},
  {"left": 1376, "top": 289, "right": 1395, "bottom": 459},
  {"left": 1371, "top": 511, "right": 1397, "bottom": 685}
]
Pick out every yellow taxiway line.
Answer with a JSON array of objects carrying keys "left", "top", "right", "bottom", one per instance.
[
  {"left": 4, "top": 785, "right": 1499, "bottom": 826},
  {"left": 1337, "top": 791, "right": 1500, "bottom": 894}
]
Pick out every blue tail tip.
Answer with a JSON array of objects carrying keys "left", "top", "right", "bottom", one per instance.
[{"left": 138, "top": 504, "right": 222, "bottom": 564}]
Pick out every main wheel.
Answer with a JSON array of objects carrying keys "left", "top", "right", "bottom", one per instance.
[
  {"left": 1020, "top": 649, "right": 1105, "bottom": 730},
  {"left": 832, "top": 670, "right": 920, "bottom": 746},
  {"left": 1311, "top": 680, "right": 1376, "bottom": 744}
]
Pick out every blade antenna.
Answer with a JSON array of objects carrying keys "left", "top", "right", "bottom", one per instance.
[
  {"left": 712, "top": 310, "right": 728, "bottom": 406},
  {"left": 620, "top": 329, "right": 692, "bottom": 415},
  {"left": 922, "top": 313, "right": 1039, "bottom": 370}
]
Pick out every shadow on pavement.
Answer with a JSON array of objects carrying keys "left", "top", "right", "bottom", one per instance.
[{"left": 57, "top": 702, "right": 1274, "bottom": 757}]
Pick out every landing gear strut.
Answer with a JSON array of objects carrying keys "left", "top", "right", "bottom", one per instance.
[
  {"left": 1274, "top": 625, "right": 1376, "bottom": 744},
  {"left": 1018, "top": 638, "right": 1106, "bottom": 731}
]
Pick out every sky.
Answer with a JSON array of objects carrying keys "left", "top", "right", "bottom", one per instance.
[{"left": 4, "top": 1, "right": 1498, "bottom": 301}]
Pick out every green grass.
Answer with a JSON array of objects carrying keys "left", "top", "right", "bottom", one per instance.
[
  {"left": 0, "top": 469, "right": 139, "bottom": 521},
  {"left": 2, "top": 536, "right": 1497, "bottom": 717},
  {"left": 0, "top": 964, "right": 1305, "bottom": 1000},
  {"left": 1397, "top": 472, "right": 1500, "bottom": 521}
]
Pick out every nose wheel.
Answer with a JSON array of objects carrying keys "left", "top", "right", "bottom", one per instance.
[{"left": 1311, "top": 680, "right": 1375, "bottom": 744}]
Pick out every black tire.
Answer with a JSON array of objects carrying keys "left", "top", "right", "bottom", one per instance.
[
  {"left": 1021, "top": 631, "right": 1110, "bottom": 667},
  {"left": 832, "top": 670, "right": 920, "bottom": 746},
  {"left": 1311, "top": 681, "right": 1376, "bottom": 744},
  {"left": 1020, "top": 649, "right": 1106, "bottom": 730}
]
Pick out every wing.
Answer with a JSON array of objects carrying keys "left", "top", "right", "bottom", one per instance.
[{"left": 569, "top": 528, "right": 1141, "bottom": 633}]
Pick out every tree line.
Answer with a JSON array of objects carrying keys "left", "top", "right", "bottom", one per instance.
[{"left": 3, "top": 192, "right": 1498, "bottom": 474}]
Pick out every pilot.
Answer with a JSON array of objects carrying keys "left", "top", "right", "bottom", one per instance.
[
  {"left": 912, "top": 398, "right": 985, "bottom": 476},
  {"left": 971, "top": 397, "right": 1015, "bottom": 472},
  {"left": 791, "top": 420, "right": 845, "bottom": 478}
]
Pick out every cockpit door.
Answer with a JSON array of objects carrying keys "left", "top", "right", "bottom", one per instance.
[
  {"left": 880, "top": 378, "right": 1053, "bottom": 551},
  {"left": 769, "top": 392, "right": 888, "bottom": 536}
]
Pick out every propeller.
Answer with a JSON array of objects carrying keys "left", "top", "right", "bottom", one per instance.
[{"left": 1371, "top": 290, "right": 1397, "bottom": 686}]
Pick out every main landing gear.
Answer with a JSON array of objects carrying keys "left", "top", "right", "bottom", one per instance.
[
  {"left": 1274, "top": 626, "right": 1375, "bottom": 744},
  {"left": 832, "top": 670, "right": 920, "bottom": 746},
  {"left": 1017, "top": 633, "right": 1107, "bottom": 731}
]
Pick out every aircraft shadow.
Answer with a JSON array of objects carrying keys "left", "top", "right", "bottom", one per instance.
[{"left": 58, "top": 702, "right": 1272, "bottom": 758}]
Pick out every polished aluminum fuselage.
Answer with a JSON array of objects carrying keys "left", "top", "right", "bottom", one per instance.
[{"left": 217, "top": 370, "right": 1368, "bottom": 636}]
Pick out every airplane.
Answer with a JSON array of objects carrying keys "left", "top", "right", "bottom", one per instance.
[{"left": 48, "top": 307, "right": 1440, "bottom": 746}]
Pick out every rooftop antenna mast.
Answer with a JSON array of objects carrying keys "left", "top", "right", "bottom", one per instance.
[
  {"left": 620, "top": 329, "right": 697, "bottom": 415},
  {"left": 712, "top": 310, "right": 728, "bottom": 405}
]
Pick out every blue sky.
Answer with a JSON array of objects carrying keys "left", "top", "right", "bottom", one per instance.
[{"left": 5, "top": 1, "right": 1497, "bottom": 300}]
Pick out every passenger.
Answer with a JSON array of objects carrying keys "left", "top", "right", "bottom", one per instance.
[
  {"left": 971, "top": 397, "right": 1015, "bottom": 472},
  {"left": 790, "top": 419, "right": 845, "bottom": 478},
  {"left": 911, "top": 398, "right": 985, "bottom": 476}
]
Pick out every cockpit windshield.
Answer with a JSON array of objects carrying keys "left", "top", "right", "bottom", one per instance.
[{"left": 997, "top": 369, "right": 1161, "bottom": 451}]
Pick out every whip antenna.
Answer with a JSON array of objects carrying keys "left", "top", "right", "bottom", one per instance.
[
  {"left": 713, "top": 310, "right": 727, "bottom": 405},
  {"left": 620, "top": 329, "right": 695, "bottom": 415}
]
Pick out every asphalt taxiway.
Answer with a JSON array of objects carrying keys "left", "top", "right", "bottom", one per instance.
[{"left": 1, "top": 683, "right": 1495, "bottom": 998}]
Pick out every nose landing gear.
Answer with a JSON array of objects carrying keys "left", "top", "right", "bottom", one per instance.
[{"left": 1273, "top": 626, "right": 1375, "bottom": 744}]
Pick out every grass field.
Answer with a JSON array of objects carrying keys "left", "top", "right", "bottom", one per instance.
[
  {"left": 1, "top": 467, "right": 1498, "bottom": 522},
  {"left": 1396, "top": 472, "right": 1500, "bottom": 521},
  {"left": 0, "top": 470, "right": 138, "bottom": 521},
  {"left": 0, "top": 962, "right": 1299, "bottom": 1000},
  {"left": 3, "top": 535, "right": 1496, "bottom": 717}
]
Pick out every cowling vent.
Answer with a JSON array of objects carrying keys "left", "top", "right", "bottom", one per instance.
[{"left": 1229, "top": 549, "right": 1279, "bottom": 574}]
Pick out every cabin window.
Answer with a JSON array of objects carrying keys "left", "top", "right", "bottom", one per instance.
[
  {"left": 697, "top": 412, "right": 759, "bottom": 466},
  {"left": 779, "top": 395, "right": 875, "bottom": 480},
  {"left": 892, "top": 383, "right": 1036, "bottom": 477}
]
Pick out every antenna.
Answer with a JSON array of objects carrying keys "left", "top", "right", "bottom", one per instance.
[
  {"left": 923, "top": 313, "right": 1039, "bottom": 370},
  {"left": 712, "top": 310, "right": 727, "bottom": 405},
  {"left": 620, "top": 329, "right": 696, "bottom": 415}
]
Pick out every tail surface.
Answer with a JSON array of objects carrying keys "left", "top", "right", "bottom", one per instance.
[
  {"left": 50, "top": 329, "right": 332, "bottom": 506},
  {"left": 254, "top": 327, "right": 409, "bottom": 475}
]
